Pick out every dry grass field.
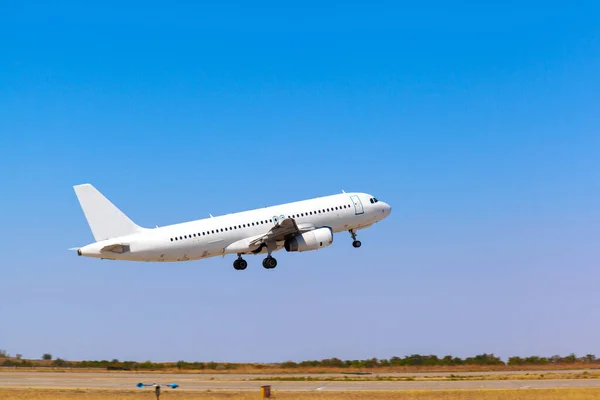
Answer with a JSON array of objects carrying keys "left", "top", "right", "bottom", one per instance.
[
  {"left": 3, "top": 362, "right": 600, "bottom": 375},
  {"left": 1, "top": 388, "right": 600, "bottom": 400},
  {"left": 256, "top": 370, "right": 600, "bottom": 381}
]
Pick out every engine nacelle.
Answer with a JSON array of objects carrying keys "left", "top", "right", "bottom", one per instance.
[{"left": 284, "top": 227, "right": 333, "bottom": 252}]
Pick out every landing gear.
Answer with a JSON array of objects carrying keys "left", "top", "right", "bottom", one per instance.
[
  {"left": 262, "top": 256, "right": 277, "bottom": 269},
  {"left": 233, "top": 255, "right": 248, "bottom": 270},
  {"left": 349, "top": 229, "right": 362, "bottom": 248}
]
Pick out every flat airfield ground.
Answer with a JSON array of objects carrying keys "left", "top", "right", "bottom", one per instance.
[
  {"left": 1, "top": 388, "right": 600, "bottom": 400},
  {"left": 2, "top": 370, "right": 600, "bottom": 391}
]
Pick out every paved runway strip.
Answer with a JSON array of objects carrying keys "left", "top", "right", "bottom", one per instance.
[{"left": 1, "top": 371, "right": 600, "bottom": 391}]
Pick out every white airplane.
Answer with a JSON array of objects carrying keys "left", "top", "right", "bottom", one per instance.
[{"left": 72, "top": 184, "right": 391, "bottom": 270}]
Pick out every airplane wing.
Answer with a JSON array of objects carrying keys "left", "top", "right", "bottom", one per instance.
[{"left": 249, "top": 218, "right": 311, "bottom": 247}]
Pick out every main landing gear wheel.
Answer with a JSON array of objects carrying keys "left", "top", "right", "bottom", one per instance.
[
  {"left": 233, "top": 258, "right": 248, "bottom": 270},
  {"left": 262, "top": 256, "right": 277, "bottom": 269}
]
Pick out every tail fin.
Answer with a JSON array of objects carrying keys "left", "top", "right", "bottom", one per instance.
[{"left": 74, "top": 184, "right": 144, "bottom": 241}]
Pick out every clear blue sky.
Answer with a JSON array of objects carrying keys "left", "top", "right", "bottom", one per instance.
[{"left": 1, "top": 1, "right": 599, "bottom": 363}]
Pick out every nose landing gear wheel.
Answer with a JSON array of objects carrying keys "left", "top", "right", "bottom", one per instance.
[
  {"left": 262, "top": 256, "right": 277, "bottom": 269},
  {"left": 233, "top": 258, "right": 248, "bottom": 270},
  {"left": 349, "top": 229, "right": 361, "bottom": 248}
]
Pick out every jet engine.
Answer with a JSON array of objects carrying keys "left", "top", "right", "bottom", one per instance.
[{"left": 284, "top": 227, "right": 333, "bottom": 252}]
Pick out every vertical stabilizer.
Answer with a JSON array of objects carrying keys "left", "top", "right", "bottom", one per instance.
[{"left": 74, "top": 184, "right": 144, "bottom": 241}]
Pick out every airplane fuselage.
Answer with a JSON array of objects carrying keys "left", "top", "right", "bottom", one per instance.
[{"left": 76, "top": 191, "right": 391, "bottom": 264}]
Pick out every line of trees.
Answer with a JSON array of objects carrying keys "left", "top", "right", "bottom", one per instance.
[
  {"left": 2, "top": 352, "right": 600, "bottom": 370},
  {"left": 278, "top": 353, "right": 600, "bottom": 368}
]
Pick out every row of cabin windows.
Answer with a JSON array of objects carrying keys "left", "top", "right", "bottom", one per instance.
[{"left": 169, "top": 203, "right": 353, "bottom": 242}]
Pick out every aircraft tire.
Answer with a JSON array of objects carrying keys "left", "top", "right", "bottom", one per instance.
[
  {"left": 352, "top": 240, "right": 362, "bottom": 248},
  {"left": 263, "top": 257, "right": 277, "bottom": 269}
]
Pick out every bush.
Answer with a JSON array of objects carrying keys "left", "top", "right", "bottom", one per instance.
[
  {"left": 52, "top": 358, "right": 69, "bottom": 367},
  {"left": 206, "top": 362, "right": 218, "bottom": 370},
  {"left": 42, "top": 354, "right": 52, "bottom": 361}
]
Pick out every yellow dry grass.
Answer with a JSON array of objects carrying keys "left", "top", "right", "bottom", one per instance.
[
  {"left": 3, "top": 363, "right": 600, "bottom": 374},
  {"left": 258, "top": 371, "right": 600, "bottom": 382},
  {"left": 1, "top": 388, "right": 600, "bottom": 400}
]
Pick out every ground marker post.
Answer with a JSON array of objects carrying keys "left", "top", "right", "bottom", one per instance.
[{"left": 260, "top": 385, "right": 271, "bottom": 398}]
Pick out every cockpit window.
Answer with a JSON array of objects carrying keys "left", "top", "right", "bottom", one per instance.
[{"left": 374, "top": 198, "right": 379, "bottom": 203}]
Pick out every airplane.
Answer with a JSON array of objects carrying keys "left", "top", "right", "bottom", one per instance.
[{"left": 72, "top": 184, "right": 391, "bottom": 270}]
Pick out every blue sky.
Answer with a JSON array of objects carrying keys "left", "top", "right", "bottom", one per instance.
[{"left": 1, "top": 1, "right": 599, "bottom": 362}]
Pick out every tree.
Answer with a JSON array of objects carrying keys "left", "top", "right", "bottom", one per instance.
[
  {"left": 42, "top": 353, "right": 52, "bottom": 360},
  {"left": 52, "top": 358, "right": 68, "bottom": 367},
  {"left": 508, "top": 356, "right": 525, "bottom": 366},
  {"left": 0, "top": 349, "right": 8, "bottom": 358},
  {"left": 583, "top": 354, "right": 596, "bottom": 363},
  {"left": 16, "top": 354, "right": 22, "bottom": 360}
]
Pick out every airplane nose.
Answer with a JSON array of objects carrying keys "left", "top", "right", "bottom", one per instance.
[{"left": 381, "top": 203, "right": 391, "bottom": 215}]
